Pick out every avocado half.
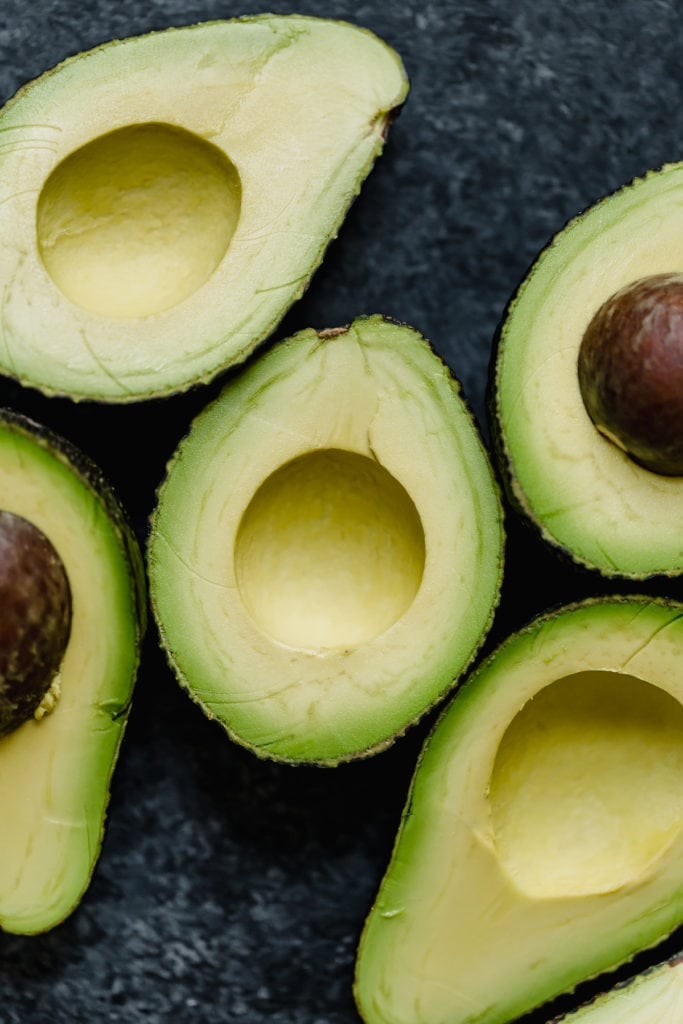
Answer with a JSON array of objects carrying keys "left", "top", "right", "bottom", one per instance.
[
  {"left": 355, "top": 596, "right": 683, "bottom": 1024},
  {"left": 0, "top": 411, "right": 145, "bottom": 934},
  {"left": 148, "top": 316, "right": 504, "bottom": 765},
  {"left": 548, "top": 955, "right": 683, "bottom": 1023},
  {"left": 0, "top": 16, "right": 407, "bottom": 401},
  {"left": 492, "top": 164, "right": 683, "bottom": 577}
]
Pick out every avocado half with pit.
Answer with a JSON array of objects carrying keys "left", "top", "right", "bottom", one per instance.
[
  {"left": 493, "top": 164, "right": 683, "bottom": 577},
  {"left": 548, "top": 955, "right": 683, "bottom": 1023},
  {"left": 355, "top": 596, "right": 683, "bottom": 1024},
  {"left": 148, "top": 316, "right": 504, "bottom": 765},
  {"left": 0, "top": 16, "right": 407, "bottom": 401},
  {"left": 0, "top": 410, "right": 145, "bottom": 934}
]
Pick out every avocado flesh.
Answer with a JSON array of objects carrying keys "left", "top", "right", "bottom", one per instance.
[
  {"left": 0, "top": 412, "right": 144, "bottom": 934},
  {"left": 148, "top": 316, "right": 504, "bottom": 764},
  {"left": 355, "top": 598, "right": 683, "bottom": 1024},
  {"left": 0, "top": 16, "right": 408, "bottom": 401},
  {"left": 494, "top": 163, "right": 683, "bottom": 576},
  {"left": 549, "top": 956, "right": 683, "bottom": 1022}
]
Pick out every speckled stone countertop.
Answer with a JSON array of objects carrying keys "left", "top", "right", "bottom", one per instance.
[{"left": 2, "top": 2, "right": 683, "bottom": 1022}]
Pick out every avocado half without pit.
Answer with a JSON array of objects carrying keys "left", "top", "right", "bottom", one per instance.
[
  {"left": 148, "top": 316, "right": 504, "bottom": 765},
  {"left": 0, "top": 411, "right": 145, "bottom": 934},
  {"left": 492, "top": 163, "right": 683, "bottom": 577},
  {"left": 355, "top": 596, "right": 683, "bottom": 1024},
  {"left": 0, "top": 16, "right": 408, "bottom": 401}
]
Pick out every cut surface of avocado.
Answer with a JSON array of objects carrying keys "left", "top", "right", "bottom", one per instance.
[
  {"left": 148, "top": 316, "right": 504, "bottom": 764},
  {"left": 355, "top": 597, "right": 683, "bottom": 1024},
  {"left": 493, "top": 163, "right": 683, "bottom": 576},
  {"left": 0, "top": 16, "right": 408, "bottom": 401},
  {"left": 0, "top": 411, "right": 145, "bottom": 934},
  {"left": 548, "top": 955, "right": 683, "bottom": 1022}
]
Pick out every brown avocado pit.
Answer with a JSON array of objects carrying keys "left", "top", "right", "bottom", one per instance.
[
  {"left": 0, "top": 510, "right": 72, "bottom": 735},
  {"left": 578, "top": 272, "right": 683, "bottom": 476}
]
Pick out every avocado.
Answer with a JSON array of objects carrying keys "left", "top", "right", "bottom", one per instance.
[
  {"left": 548, "top": 956, "right": 683, "bottom": 1023},
  {"left": 147, "top": 316, "right": 504, "bottom": 765},
  {"left": 492, "top": 164, "right": 683, "bottom": 576},
  {"left": 0, "top": 410, "right": 145, "bottom": 934},
  {"left": 355, "top": 596, "right": 683, "bottom": 1024},
  {"left": 0, "top": 16, "right": 408, "bottom": 401}
]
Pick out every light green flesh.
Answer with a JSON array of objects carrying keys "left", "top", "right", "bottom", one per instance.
[
  {"left": 0, "top": 16, "right": 407, "bottom": 400},
  {"left": 355, "top": 598, "right": 683, "bottom": 1024},
  {"left": 148, "top": 316, "right": 504, "bottom": 764},
  {"left": 0, "top": 423, "right": 141, "bottom": 934},
  {"left": 550, "top": 957, "right": 683, "bottom": 1022},
  {"left": 496, "top": 163, "right": 683, "bottom": 576}
]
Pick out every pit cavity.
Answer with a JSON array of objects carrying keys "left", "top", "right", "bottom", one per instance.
[
  {"left": 37, "top": 123, "right": 242, "bottom": 319},
  {"left": 490, "top": 671, "right": 683, "bottom": 898},
  {"left": 234, "top": 449, "right": 425, "bottom": 650}
]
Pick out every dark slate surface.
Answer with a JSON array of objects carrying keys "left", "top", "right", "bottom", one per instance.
[{"left": 2, "top": 2, "right": 683, "bottom": 1022}]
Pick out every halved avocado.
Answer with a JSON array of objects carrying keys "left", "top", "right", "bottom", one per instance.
[
  {"left": 355, "top": 596, "right": 683, "bottom": 1024},
  {"left": 492, "top": 164, "right": 683, "bottom": 577},
  {"left": 548, "top": 956, "right": 683, "bottom": 1023},
  {"left": 0, "top": 16, "right": 407, "bottom": 401},
  {"left": 147, "top": 316, "right": 504, "bottom": 765},
  {"left": 0, "top": 410, "right": 145, "bottom": 934}
]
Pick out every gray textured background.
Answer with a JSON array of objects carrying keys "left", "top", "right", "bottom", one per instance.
[{"left": 1, "top": 1, "right": 683, "bottom": 1022}]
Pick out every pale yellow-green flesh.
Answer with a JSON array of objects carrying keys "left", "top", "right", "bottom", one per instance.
[
  {"left": 149, "top": 317, "right": 503, "bottom": 763},
  {"left": 491, "top": 672, "right": 683, "bottom": 898},
  {"left": 0, "top": 16, "right": 408, "bottom": 399},
  {"left": 355, "top": 600, "right": 683, "bottom": 1024},
  {"left": 0, "top": 426, "right": 140, "bottom": 934},
  {"left": 552, "top": 958, "right": 683, "bottom": 1022},
  {"left": 37, "top": 123, "right": 242, "bottom": 319},
  {"left": 496, "top": 164, "right": 683, "bottom": 575},
  {"left": 235, "top": 449, "right": 425, "bottom": 649}
]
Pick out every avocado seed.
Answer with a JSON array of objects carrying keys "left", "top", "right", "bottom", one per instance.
[
  {"left": 0, "top": 511, "right": 72, "bottom": 735},
  {"left": 578, "top": 273, "right": 683, "bottom": 476}
]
